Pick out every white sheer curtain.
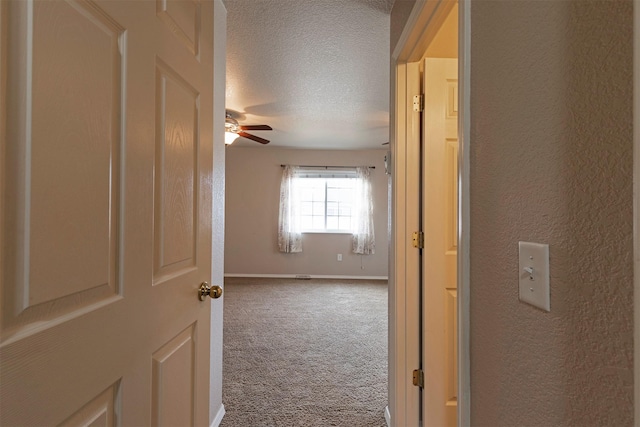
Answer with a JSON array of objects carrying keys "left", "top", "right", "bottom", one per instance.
[
  {"left": 352, "top": 166, "right": 375, "bottom": 254},
  {"left": 278, "top": 165, "right": 303, "bottom": 253}
]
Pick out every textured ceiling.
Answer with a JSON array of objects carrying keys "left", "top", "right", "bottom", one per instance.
[{"left": 224, "top": 0, "right": 392, "bottom": 149}]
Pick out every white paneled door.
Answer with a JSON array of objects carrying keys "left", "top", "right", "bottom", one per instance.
[
  {"left": 0, "top": 0, "right": 216, "bottom": 425},
  {"left": 422, "top": 57, "right": 458, "bottom": 427}
]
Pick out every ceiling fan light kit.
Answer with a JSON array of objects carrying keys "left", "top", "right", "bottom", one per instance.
[
  {"left": 225, "top": 131, "right": 240, "bottom": 145},
  {"left": 225, "top": 111, "right": 272, "bottom": 145}
]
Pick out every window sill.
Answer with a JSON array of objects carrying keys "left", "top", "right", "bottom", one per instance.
[{"left": 302, "top": 230, "right": 353, "bottom": 235}]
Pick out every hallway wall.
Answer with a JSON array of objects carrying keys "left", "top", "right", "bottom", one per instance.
[{"left": 469, "top": 0, "right": 634, "bottom": 425}]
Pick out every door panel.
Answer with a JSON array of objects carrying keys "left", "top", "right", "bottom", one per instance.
[
  {"left": 59, "top": 382, "right": 121, "bottom": 427},
  {"left": 29, "top": 0, "right": 122, "bottom": 305},
  {"left": 154, "top": 59, "right": 200, "bottom": 283},
  {"left": 0, "top": 1, "right": 215, "bottom": 425},
  {"left": 151, "top": 324, "right": 197, "bottom": 426},
  {"left": 422, "top": 57, "right": 458, "bottom": 427},
  {"left": 1, "top": 0, "right": 124, "bottom": 340}
]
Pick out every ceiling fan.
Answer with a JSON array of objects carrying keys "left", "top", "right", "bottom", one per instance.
[{"left": 225, "top": 112, "right": 272, "bottom": 145}]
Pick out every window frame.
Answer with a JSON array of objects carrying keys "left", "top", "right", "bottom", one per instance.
[{"left": 295, "top": 169, "right": 358, "bottom": 234}]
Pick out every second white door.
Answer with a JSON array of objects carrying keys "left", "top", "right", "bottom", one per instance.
[{"left": 421, "top": 57, "right": 459, "bottom": 427}]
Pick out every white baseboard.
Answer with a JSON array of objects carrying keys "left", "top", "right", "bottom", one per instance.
[
  {"left": 210, "top": 404, "right": 225, "bottom": 427},
  {"left": 385, "top": 405, "right": 391, "bottom": 427},
  {"left": 224, "top": 273, "right": 388, "bottom": 280}
]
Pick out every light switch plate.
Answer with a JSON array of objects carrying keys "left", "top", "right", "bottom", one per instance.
[{"left": 518, "top": 241, "right": 550, "bottom": 311}]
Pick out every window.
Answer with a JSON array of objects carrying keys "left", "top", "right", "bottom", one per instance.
[
  {"left": 278, "top": 165, "right": 375, "bottom": 254},
  {"left": 297, "top": 174, "right": 356, "bottom": 232}
]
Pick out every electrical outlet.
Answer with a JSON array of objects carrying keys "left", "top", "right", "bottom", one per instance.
[{"left": 337, "top": 254, "right": 342, "bottom": 261}]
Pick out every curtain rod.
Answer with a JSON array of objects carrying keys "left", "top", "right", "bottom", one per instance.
[{"left": 280, "top": 165, "right": 375, "bottom": 169}]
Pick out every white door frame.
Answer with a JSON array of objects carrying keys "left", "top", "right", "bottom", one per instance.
[
  {"left": 388, "top": 60, "right": 422, "bottom": 427},
  {"left": 389, "top": 0, "right": 470, "bottom": 425}
]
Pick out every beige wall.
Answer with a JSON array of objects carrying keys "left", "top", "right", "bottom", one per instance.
[
  {"left": 390, "top": 0, "right": 417, "bottom": 54},
  {"left": 470, "top": 0, "right": 634, "bottom": 425},
  {"left": 224, "top": 147, "right": 389, "bottom": 278}
]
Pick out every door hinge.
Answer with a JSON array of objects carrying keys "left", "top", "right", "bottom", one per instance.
[
  {"left": 413, "top": 369, "right": 424, "bottom": 388},
  {"left": 412, "top": 231, "right": 424, "bottom": 249},
  {"left": 413, "top": 94, "right": 424, "bottom": 112}
]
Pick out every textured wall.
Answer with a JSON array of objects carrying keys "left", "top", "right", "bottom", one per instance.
[
  {"left": 470, "top": 0, "right": 634, "bottom": 425},
  {"left": 390, "top": 0, "right": 417, "bottom": 54},
  {"left": 225, "top": 147, "right": 389, "bottom": 278},
  {"left": 635, "top": 0, "right": 640, "bottom": 418}
]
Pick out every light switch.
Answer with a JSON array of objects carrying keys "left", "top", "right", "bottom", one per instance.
[{"left": 518, "top": 241, "right": 550, "bottom": 311}]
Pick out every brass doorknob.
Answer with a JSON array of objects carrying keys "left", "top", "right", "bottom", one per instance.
[{"left": 199, "top": 282, "right": 223, "bottom": 300}]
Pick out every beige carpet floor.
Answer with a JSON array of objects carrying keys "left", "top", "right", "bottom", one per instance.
[{"left": 220, "top": 278, "right": 388, "bottom": 427}]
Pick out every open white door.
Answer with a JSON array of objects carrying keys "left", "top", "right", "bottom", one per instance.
[
  {"left": 0, "top": 1, "right": 219, "bottom": 425},
  {"left": 422, "top": 57, "right": 458, "bottom": 427}
]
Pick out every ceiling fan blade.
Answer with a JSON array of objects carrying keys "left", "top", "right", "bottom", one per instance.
[
  {"left": 239, "top": 125, "right": 272, "bottom": 131},
  {"left": 238, "top": 131, "right": 270, "bottom": 144}
]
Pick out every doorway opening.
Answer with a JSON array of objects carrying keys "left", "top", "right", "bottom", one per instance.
[{"left": 389, "top": 0, "right": 470, "bottom": 425}]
